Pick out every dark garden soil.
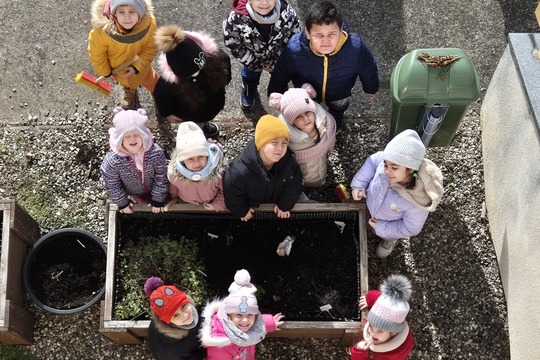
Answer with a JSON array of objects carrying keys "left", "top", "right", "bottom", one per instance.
[
  {"left": 28, "top": 233, "right": 106, "bottom": 310},
  {"left": 116, "top": 212, "right": 362, "bottom": 321}
]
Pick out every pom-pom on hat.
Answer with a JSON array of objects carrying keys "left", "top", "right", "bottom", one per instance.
[
  {"left": 368, "top": 274, "right": 412, "bottom": 333},
  {"left": 268, "top": 84, "right": 317, "bottom": 125},
  {"left": 108, "top": 107, "right": 152, "bottom": 152},
  {"left": 110, "top": 0, "right": 146, "bottom": 18},
  {"left": 224, "top": 269, "right": 259, "bottom": 315},
  {"left": 144, "top": 277, "right": 190, "bottom": 324},
  {"left": 254, "top": 115, "right": 290, "bottom": 151},
  {"left": 175, "top": 122, "right": 210, "bottom": 162},
  {"left": 383, "top": 129, "right": 426, "bottom": 170},
  {"left": 155, "top": 25, "right": 206, "bottom": 79}
]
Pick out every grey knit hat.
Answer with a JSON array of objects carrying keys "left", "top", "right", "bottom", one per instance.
[
  {"left": 110, "top": 0, "right": 146, "bottom": 18},
  {"left": 368, "top": 275, "right": 412, "bottom": 333},
  {"left": 383, "top": 129, "right": 426, "bottom": 170}
]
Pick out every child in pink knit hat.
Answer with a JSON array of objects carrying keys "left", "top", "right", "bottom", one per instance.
[
  {"left": 100, "top": 107, "right": 169, "bottom": 213},
  {"left": 349, "top": 274, "right": 414, "bottom": 360},
  {"left": 269, "top": 83, "right": 336, "bottom": 187},
  {"left": 199, "top": 269, "right": 285, "bottom": 359}
]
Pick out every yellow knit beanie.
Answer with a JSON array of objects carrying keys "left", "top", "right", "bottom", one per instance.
[{"left": 255, "top": 115, "right": 290, "bottom": 150}]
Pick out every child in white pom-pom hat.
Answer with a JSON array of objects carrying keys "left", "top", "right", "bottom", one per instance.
[
  {"left": 199, "top": 269, "right": 284, "bottom": 359},
  {"left": 349, "top": 274, "right": 413, "bottom": 360},
  {"left": 100, "top": 107, "right": 169, "bottom": 214},
  {"left": 167, "top": 121, "right": 227, "bottom": 211},
  {"left": 269, "top": 83, "right": 336, "bottom": 187},
  {"left": 350, "top": 129, "right": 444, "bottom": 258}
]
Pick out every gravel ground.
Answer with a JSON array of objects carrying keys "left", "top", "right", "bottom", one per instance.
[{"left": 0, "top": 101, "right": 509, "bottom": 359}]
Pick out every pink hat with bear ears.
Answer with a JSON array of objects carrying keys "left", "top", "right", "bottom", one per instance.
[{"left": 269, "top": 83, "right": 317, "bottom": 124}]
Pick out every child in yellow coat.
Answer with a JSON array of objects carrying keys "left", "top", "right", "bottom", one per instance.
[{"left": 88, "top": 0, "right": 158, "bottom": 108}]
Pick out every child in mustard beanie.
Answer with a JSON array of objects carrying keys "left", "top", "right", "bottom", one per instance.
[{"left": 223, "top": 115, "right": 303, "bottom": 221}]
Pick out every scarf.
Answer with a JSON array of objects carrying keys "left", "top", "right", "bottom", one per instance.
[
  {"left": 175, "top": 143, "right": 222, "bottom": 181},
  {"left": 363, "top": 320, "right": 410, "bottom": 353},
  {"left": 246, "top": 0, "right": 281, "bottom": 24},
  {"left": 219, "top": 306, "right": 267, "bottom": 347}
]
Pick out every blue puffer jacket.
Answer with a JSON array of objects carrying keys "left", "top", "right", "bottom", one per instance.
[
  {"left": 350, "top": 151, "right": 444, "bottom": 240},
  {"left": 100, "top": 143, "right": 169, "bottom": 209},
  {"left": 267, "top": 26, "right": 379, "bottom": 102}
]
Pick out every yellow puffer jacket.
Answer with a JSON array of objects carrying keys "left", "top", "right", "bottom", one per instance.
[{"left": 88, "top": 0, "right": 157, "bottom": 91}]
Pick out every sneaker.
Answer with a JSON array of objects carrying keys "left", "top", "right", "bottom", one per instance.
[
  {"left": 202, "top": 122, "right": 219, "bottom": 139},
  {"left": 240, "top": 84, "right": 256, "bottom": 110},
  {"left": 376, "top": 240, "right": 397, "bottom": 259},
  {"left": 121, "top": 88, "right": 138, "bottom": 109}
]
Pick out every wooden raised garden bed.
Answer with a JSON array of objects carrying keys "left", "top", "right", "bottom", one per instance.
[
  {"left": 100, "top": 202, "right": 368, "bottom": 345},
  {"left": 0, "top": 200, "right": 40, "bottom": 344}
]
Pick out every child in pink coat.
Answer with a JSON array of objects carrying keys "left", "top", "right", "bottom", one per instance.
[
  {"left": 199, "top": 269, "right": 284, "bottom": 359},
  {"left": 168, "top": 122, "right": 227, "bottom": 211}
]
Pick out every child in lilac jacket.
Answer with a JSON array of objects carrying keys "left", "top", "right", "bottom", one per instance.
[
  {"left": 351, "top": 129, "right": 443, "bottom": 258},
  {"left": 199, "top": 269, "right": 284, "bottom": 360}
]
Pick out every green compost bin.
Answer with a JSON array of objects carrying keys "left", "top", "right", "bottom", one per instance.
[{"left": 389, "top": 48, "right": 480, "bottom": 147}]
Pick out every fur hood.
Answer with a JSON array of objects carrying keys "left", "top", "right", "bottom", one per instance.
[
  {"left": 91, "top": 0, "right": 154, "bottom": 31},
  {"left": 199, "top": 298, "right": 232, "bottom": 347},
  {"left": 155, "top": 25, "right": 220, "bottom": 84}
]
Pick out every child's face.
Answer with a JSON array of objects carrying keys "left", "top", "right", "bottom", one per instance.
[
  {"left": 170, "top": 303, "right": 194, "bottom": 326},
  {"left": 115, "top": 5, "right": 140, "bottom": 30},
  {"left": 259, "top": 137, "right": 288, "bottom": 168},
  {"left": 229, "top": 313, "right": 256, "bottom": 332},
  {"left": 250, "top": 0, "right": 276, "bottom": 16},
  {"left": 122, "top": 130, "right": 143, "bottom": 154},
  {"left": 305, "top": 22, "right": 342, "bottom": 55},
  {"left": 183, "top": 155, "right": 208, "bottom": 172},
  {"left": 383, "top": 160, "right": 413, "bottom": 185},
  {"left": 367, "top": 324, "right": 395, "bottom": 344},
  {"left": 292, "top": 111, "right": 316, "bottom": 136}
]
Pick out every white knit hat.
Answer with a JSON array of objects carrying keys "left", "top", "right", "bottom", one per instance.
[
  {"left": 368, "top": 275, "right": 412, "bottom": 333},
  {"left": 108, "top": 107, "right": 152, "bottom": 152},
  {"left": 383, "top": 129, "right": 426, "bottom": 170},
  {"left": 224, "top": 269, "right": 259, "bottom": 315},
  {"left": 175, "top": 122, "right": 210, "bottom": 162}
]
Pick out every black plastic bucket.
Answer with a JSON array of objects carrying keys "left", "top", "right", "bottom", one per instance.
[{"left": 23, "top": 228, "right": 106, "bottom": 314}]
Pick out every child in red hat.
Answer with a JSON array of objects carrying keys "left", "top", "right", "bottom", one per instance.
[{"left": 145, "top": 277, "right": 206, "bottom": 360}]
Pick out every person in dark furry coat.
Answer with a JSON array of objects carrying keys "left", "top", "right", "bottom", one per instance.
[
  {"left": 144, "top": 277, "right": 207, "bottom": 360},
  {"left": 153, "top": 24, "right": 231, "bottom": 138}
]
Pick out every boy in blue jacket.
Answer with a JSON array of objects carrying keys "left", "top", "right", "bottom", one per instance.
[{"left": 267, "top": 1, "right": 379, "bottom": 130}]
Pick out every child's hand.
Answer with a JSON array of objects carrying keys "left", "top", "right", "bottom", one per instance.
[
  {"left": 356, "top": 339, "right": 373, "bottom": 351},
  {"left": 150, "top": 205, "right": 164, "bottom": 213},
  {"left": 352, "top": 189, "right": 365, "bottom": 201},
  {"left": 120, "top": 66, "right": 136, "bottom": 78},
  {"left": 359, "top": 296, "right": 368, "bottom": 310},
  {"left": 166, "top": 114, "right": 183, "bottom": 123},
  {"left": 274, "top": 206, "right": 290, "bottom": 219},
  {"left": 119, "top": 204, "right": 133, "bottom": 214},
  {"left": 241, "top": 208, "right": 254, "bottom": 221},
  {"left": 107, "top": 74, "right": 118, "bottom": 84},
  {"left": 203, "top": 202, "right": 215, "bottom": 211},
  {"left": 262, "top": 64, "right": 273, "bottom": 73},
  {"left": 273, "top": 312, "right": 285, "bottom": 330},
  {"left": 368, "top": 217, "right": 378, "bottom": 229}
]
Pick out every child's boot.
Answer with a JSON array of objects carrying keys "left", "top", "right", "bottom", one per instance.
[
  {"left": 121, "top": 88, "right": 138, "bottom": 109},
  {"left": 240, "top": 81, "right": 257, "bottom": 110},
  {"left": 376, "top": 239, "right": 398, "bottom": 259}
]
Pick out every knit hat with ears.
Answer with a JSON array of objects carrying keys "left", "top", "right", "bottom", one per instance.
[
  {"left": 155, "top": 25, "right": 206, "bottom": 79},
  {"left": 108, "top": 107, "right": 153, "bottom": 152},
  {"left": 175, "top": 122, "right": 210, "bottom": 162},
  {"left": 144, "top": 277, "right": 191, "bottom": 325},
  {"left": 368, "top": 274, "right": 412, "bottom": 333},
  {"left": 254, "top": 115, "right": 290, "bottom": 150},
  {"left": 224, "top": 269, "right": 259, "bottom": 315},
  {"left": 268, "top": 83, "right": 317, "bottom": 125},
  {"left": 110, "top": 0, "right": 146, "bottom": 18},
  {"left": 383, "top": 129, "right": 426, "bottom": 170}
]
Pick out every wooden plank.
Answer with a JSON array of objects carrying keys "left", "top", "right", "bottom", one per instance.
[
  {"left": 0, "top": 200, "right": 40, "bottom": 247},
  {"left": 3, "top": 231, "right": 27, "bottom": 303},
  {"left": 0, "top": 208, "right": 11, "bottom": 323},
  {"left": 103, "top": 207, "right": 118, "bottom": 322},
  {"left": 0, "top": 300, "right": 34, "bottom": 344},
  {"left": 99, "top": 301, "right": 142, "bottom": 344}
]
